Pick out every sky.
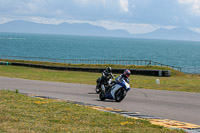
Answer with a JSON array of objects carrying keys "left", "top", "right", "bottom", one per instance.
[{"left": 0, "top": 0, "right": 200, "bottom": 34}]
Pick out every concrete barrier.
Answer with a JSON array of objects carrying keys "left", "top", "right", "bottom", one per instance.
[
  {"left": 9, "top": 62, "right": 171, "bottom": 77},
  {"left": 0, "top": 61, "right": 11, "bottom": 65}
]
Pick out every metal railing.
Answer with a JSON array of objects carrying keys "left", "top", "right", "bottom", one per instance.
[{"left": 0, "top": 55, "right": 199, "bottom": 74}]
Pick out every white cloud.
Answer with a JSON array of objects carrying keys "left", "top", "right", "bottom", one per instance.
[
  {"left": 75, "top": 0, "right": 90, "bottom": 5},
  {"left": 190, "top": 27, "right": 200, "bottom": 33},
  {"left": 1, "top": 16, "right": 162, "bottom": 34},
  {"left": 173, "top": 16, "right": 180, "bottom": 23},
  {"left": 91, "top": 20, "right": 178, "bottom": 34},
  {"left": 178, "top": 0, "right": 200, "bottom": 15},
  {"left": 119, "top": 0, "right": 129, "bottom": 13},
  {"left": 74, "top": 0, "right": 111, "bottom": 7},
  {"left": 1, "top": 0, "right": 200, "bottom": 33},
  {"left": 90, "top": 20, "right": 158, "bottom": 34},
  {"left": 178, "top": 0, "right": 198, "bottom": 3},
  {"left": 25, "top": 17, "right": 156, "bottom": 34},
  {"left": 0, "top": 18, "right": 14, "bottom": 24}
]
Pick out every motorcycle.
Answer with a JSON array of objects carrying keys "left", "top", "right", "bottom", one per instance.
[
  {"left": 99, "top": 79, "right": 130, "bottom": 102},
  {"left": 95, "top": 75, "right": 115, "bottom": 94}
]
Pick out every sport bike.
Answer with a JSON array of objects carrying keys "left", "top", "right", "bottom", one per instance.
[
  {"left": 99, "top": 79, "right": 130, "bottom": 102},
  {"left": 96, "top": 75, "right": 115, "bottom": 93}
]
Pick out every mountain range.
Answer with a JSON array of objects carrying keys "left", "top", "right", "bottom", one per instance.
[
  {"left": 0, "top": 20, "right": 200, "bottom": 41},
  {"left": 133, "top": 27, "right": 200, "bottom": 41},
  {"left": 0, "top": 20, "right": 132, "bottom": 38}
]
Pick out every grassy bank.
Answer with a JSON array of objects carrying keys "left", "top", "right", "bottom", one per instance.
[
  {"left": 0, "top": 90, "right": 185, "bottom": 133},
  {"left": 0, "top": 65, "right": 200, "bottom": 93},
  {"left": 0, "top": 59, "right": 184, "bottom": 76}
]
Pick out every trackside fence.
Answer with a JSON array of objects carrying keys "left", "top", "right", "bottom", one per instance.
[{"left": 0, "top": 55, "right": 199, "bottom": 74}]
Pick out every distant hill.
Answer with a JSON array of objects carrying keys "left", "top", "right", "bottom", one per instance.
[
  {"left": 133, "top": 27, "right": 200, "bottom": 41},
  {"left": 1, "top": 20, "right": 200, "bottom": 41},
  {"left": 0, "top": 20, "right": 132, "bottom": 38}
]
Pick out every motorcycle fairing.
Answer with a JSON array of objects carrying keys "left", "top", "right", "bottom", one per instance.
[
  {"left": 111, "top": 81, "right": 131, "bottom": 99},
  {"left": 111, "top": 84, "right": 122, "bottom": 100},
  {"left": 105, "top": 93, "right": 114, "bottom": 99}
]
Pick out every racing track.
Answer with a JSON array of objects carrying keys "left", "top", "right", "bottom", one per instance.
[{"left": 0, "top": 76, "right": 200, "bottom": 126}]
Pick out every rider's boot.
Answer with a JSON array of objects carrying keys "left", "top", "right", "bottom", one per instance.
[{"left": 101, "top": 85, "right": 106, "bottom": 93}]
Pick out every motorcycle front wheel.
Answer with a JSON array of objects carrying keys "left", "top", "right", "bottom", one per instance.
[{"left": 115, "top": 88, "right": 126, "bottom": 102}]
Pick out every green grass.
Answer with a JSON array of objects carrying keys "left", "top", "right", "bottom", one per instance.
[
  {"left": 0, "top": 59, "right": 184, "bottom": 76},
  {"left": 133, "top": 74, "right": 200, "bottom": 92},
  {"left": 0, "top": 65, "right": 200, "bottom": 93},
  {"left": 0, "top": 90, "right": 185, "bottom": 133}
]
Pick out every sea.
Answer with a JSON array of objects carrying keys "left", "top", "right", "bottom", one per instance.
[{"left": 0, "top": 32, "right": 200, "bottom": 70}]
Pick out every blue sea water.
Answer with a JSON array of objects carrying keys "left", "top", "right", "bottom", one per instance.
[{"left": 0, "top": 32, "right": 200, "bottom": 69}]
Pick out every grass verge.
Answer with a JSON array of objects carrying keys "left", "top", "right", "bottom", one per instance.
[
  {"left": 0, "top": 65, "right": 200, "bottom": 93},
  {"left": 0, "top": 59, "right": 184, "bottom": 76},
  {"left": 0, "top": 90, "right": 185, "bottom": 133}
]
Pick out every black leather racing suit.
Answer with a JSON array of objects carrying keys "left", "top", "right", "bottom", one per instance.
[{"left": 101, "top": 70, "right": 114, "bottom": 85}]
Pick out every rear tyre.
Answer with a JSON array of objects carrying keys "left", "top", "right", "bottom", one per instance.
[
  {"left": 95, "top": 84, "right": 101, "bottom": 93},
  {"left": 99, "top": 91, "right": 106, "bottom": 101},
  {"left": 115, "top": 88, "right": 126, "bottom": 102}
]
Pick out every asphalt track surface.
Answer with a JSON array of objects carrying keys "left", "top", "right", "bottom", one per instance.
[{"left": 0, "top": 76, "right": 200, "bottom": 125}]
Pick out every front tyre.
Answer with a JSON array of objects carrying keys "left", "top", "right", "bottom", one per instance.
[
  {"left": 115, "top": 88, "right": 126, "bottom": 102},
  {"left": 99, "top": 91, "right": 106, "bottom": 101}
]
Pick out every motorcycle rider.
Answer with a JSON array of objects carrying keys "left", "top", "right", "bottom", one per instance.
[
  {"left": 101, "top": 67, "right": 114, "bottom": 84},
  {"left": 116, "top": 69, "right": 131, "bottom": 84},
  {"left": 106, "top": 69, "right": 131, "bottom": 93},
  {"left": 101, "top": 67, "right": 114, "bottom": 91}
]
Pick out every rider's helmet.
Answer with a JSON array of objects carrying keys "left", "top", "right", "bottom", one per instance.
[
  {"left": 123, "top": 69, "right": 131, "bottom": 78},
  {"left": 106, "top": 67, "right": 112, "bottom": 73}
]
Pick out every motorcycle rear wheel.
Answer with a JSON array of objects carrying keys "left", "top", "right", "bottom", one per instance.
[{"left": 99, "top": 91, "right": 106, "bottom": 101}]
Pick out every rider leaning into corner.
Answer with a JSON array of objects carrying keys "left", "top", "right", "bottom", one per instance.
[
  {"left": 106, "top": 69, "right": 131, "bottom": 92},
  {"left": 116, "top": 69, "right": 131, "bottom": 84}
]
